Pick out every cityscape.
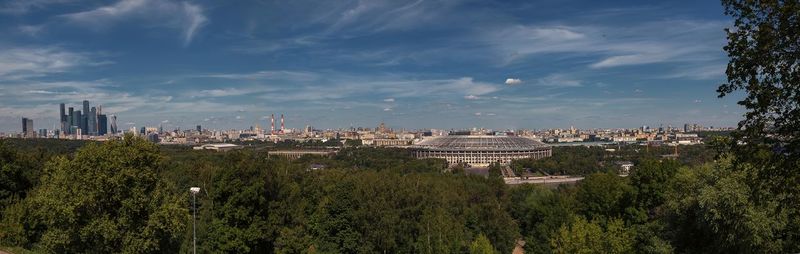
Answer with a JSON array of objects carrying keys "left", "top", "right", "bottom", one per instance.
[
  {"left": 11, "top": 101, "right": 731, "bottom": 147},
  {"left": 0, "top": 0, "right": 797, "bottom": 253}
]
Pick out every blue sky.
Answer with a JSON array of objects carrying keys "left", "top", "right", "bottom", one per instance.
[{"left": 0, "top": 0, "right": 743, "bottom": 132}]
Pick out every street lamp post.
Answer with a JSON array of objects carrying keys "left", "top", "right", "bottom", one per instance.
[{"left": 190, "top": 187, "right": 201, "bottom": 254}]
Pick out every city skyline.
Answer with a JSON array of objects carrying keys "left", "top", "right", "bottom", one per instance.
[{"left": 0, "top": 0, "right": 743, "bottom": 131}]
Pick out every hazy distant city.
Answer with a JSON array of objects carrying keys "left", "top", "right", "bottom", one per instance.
[{"left": 11, "top": 99, "right": 732, "bottom": 146}]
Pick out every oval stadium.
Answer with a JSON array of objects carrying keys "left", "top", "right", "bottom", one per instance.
[{"left": 412, "top": 135, "right": 552, "bottom": 167}]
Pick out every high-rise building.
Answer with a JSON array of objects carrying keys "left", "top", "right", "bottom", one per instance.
[
  {"left": 67, "top": 107, "right": 74, "bottom": 134},
  {"left": 73, "top": 110, "right": 82, "bottom": 136},
  {"left": 110, "top": 115, "right": 118, "bottom": 134},
  {"left": 82, "top": 100, "right": 90, "bottom": 132},
  {"left": 59, "top": 103, "right": 67, "bottom": 134},
  {"left": 88, "top": 107, "right": 97, "bottom": 135},
  {"left": 196, "top": 125, "right": 202, "bottom": 132},
  {"left": 22, "top": 117, "right": 34, "bottom": 138},
  {"left": 97, "top": 114, "right": 108, "bottom": 136}
]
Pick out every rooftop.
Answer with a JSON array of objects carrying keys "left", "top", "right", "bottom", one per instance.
[{"left": 412, "top": 135, "right": 549, "bottom": 151}]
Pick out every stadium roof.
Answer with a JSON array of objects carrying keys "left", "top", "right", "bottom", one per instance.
[{"left": 412, "top": 135, "right": 549, "bottom": 151}]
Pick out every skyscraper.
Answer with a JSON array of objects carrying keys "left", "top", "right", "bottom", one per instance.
[
  {"left": 88, "top": 107, "right": 97, "bottom": 135},
  {"left": 67, "top": 107, "right": 74, "bottom": 134},
  {"left": 110, "top": 114, "right": 118, "bottom": 134},
  {"left": 59, "top": 103, "right": 67, "bottom": 134},
  {"left": 82, "top": 100, "right": 90, "bottom": 132},
  {"left": 22, "top": 117, "right": 33, "bottom": 138},
  {"left": 73, "top": 110, "right": 82, "bottom": 136},
  {"left": 97, "top": 114, "right": 108, "bottom": 136}
]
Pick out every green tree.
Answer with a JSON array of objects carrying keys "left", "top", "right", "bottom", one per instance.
[
  {"left": 508, "top": 185, "right": 573, "bottom": 253},
  {"left": 719, "top": 0, "right": 800, "bottom": 160},
  {"left": 718, "top": 1, "right": 800, "bottom": 250},
  {"left": 488, "top": 163, "right": 503, "bottom": 178},
  {"left": 204, "top": 150, "right": 276, "bottom": 253},
  {"left": 576, "top": 173, "right": 634, "bottom": 221},
  {"left": 629, "top": 159, "right": 680, "bottom": 214},
  {"left": 664, "top": 156, "right": 788, "bottom": 253},
  {"left": 469, "top": 233, "right": 496, "bottom": 254},
  {"left": 0, "top": 140, "right": 38, "bottom": 217},
  {"left": 1, "top": 134, "right": 187, "bottom": 253},
  {"left": 550, "top": 217, "right": 634, "bottom": 254}
]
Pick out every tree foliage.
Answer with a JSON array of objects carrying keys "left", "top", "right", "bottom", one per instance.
[
  {"left": 550, "top": 216, "right": 634, "bottom": 254},
  {"left": 1, "top": 134, "right": 187, "bottom": 253}
]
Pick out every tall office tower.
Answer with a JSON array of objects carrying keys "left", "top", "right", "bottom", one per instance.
[
  {"left": 59, "top": 103, "right": 67, "bottom": 133},
  {"left": 110, "top": 115, "right": 118, "bottom": 134},
  {"left": 67, "top": 107, "right": 74, "bottom": 134},
  {"left": 22, "top": 117, "right": 33, "bottom": 138},
  {"left": 82, "top": 100, "right": 90, "bottom": 131},
  {"left": 88, "top": 107, "right": 97, "bottom": 135},
  {"left": 73, "top": 110, "right": 82, "bottom": 136},
  {"left": 97, "top": 114, "right": 108, "bottom": 136},
  {"left": 196, "top": 125, "right": 201, "bottom": 132}
]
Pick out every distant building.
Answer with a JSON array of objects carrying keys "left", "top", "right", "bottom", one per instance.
[
  {"left": 373, "top": 139, "right": 410, "bottom": 147},
  {"left": 193, "top": 143, "right": 242, "bottom": 152},
  {"left": 88, "top": 107, "right": 97, "bottom": 135},
  {"left": 97, "top": 114, "right": 108, "bottom": 135},
  {"left": 22, "top": 118, "right": 34, "bottom": 138},
  {"left": 72, "top": 110, "right": 82, "bottom": 134},
  {"left": 412, "top": 135, "right": 551, "bottom": 167},
  {"left": 615, "top": 161, "right": 634, "bottom": 175},
  {"left": 268, "top": 150, "right": 336, "bottom": 159},
  {"left": 196, "top": 125, "right": 202, "bottom": 132},
  {"left": 82, "top": 100, "right": 89, "bottom": 131},
  {"left": 146, "top": 133, "right": 159, "bottom": 143},
  {"left": 59, "top": 103, "right": 67, "bottom": 134},
  {"left": 110, "top": 115, "right": 118, "bottom": 134},
  {"left": 67, "top": 107, "right": 74, "bottom": 135}
]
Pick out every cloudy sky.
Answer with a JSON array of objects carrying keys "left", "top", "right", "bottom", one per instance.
[{"left": 0, "top": 0, "right": 743, "bottom": 132}]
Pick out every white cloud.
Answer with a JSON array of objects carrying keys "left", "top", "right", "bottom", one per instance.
[
  {"left": 590, "top": 53, "right": 669, "bottom": 68},
  {"left": 62, "top": 0, "right": 208, "bottom": 45},
  {"left": 196, "top": 70, "right": 319, "bottom": 81},
  {"left": 464, "top": 95, "right": 480, "bottom": 100},
  {"left": 535, "top": 74, "right": 582, "bottom": 88},
  {"left": 474, "top": 112, "right": 482, "bottom": 116},
  {"left": 505, "top": 78, "right": 522, "bottom": 85},
  {"left": 0, "top": 0, "right": 74, "bottom": 14},
  {"left": 0, "top": 46, "right": 102, "bottom": 80},
  {"left": 18, "top": 25, "right": 44, "bottom": 36},
  {"left": 383, "top": 98, "right": 395, "bottom": 102},
  {"left": 487, "top": 20, "right": 726, "bottom": 68},
  {"left": 383, "top": 107, "right": 392, "bottom": 111},
  {"left": 660, "top": 64, "right": 726, "bottom": 80}
]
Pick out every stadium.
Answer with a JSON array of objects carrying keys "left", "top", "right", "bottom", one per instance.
[{"left": 411, "top": 135, "right": 552, "bottom": 167}]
